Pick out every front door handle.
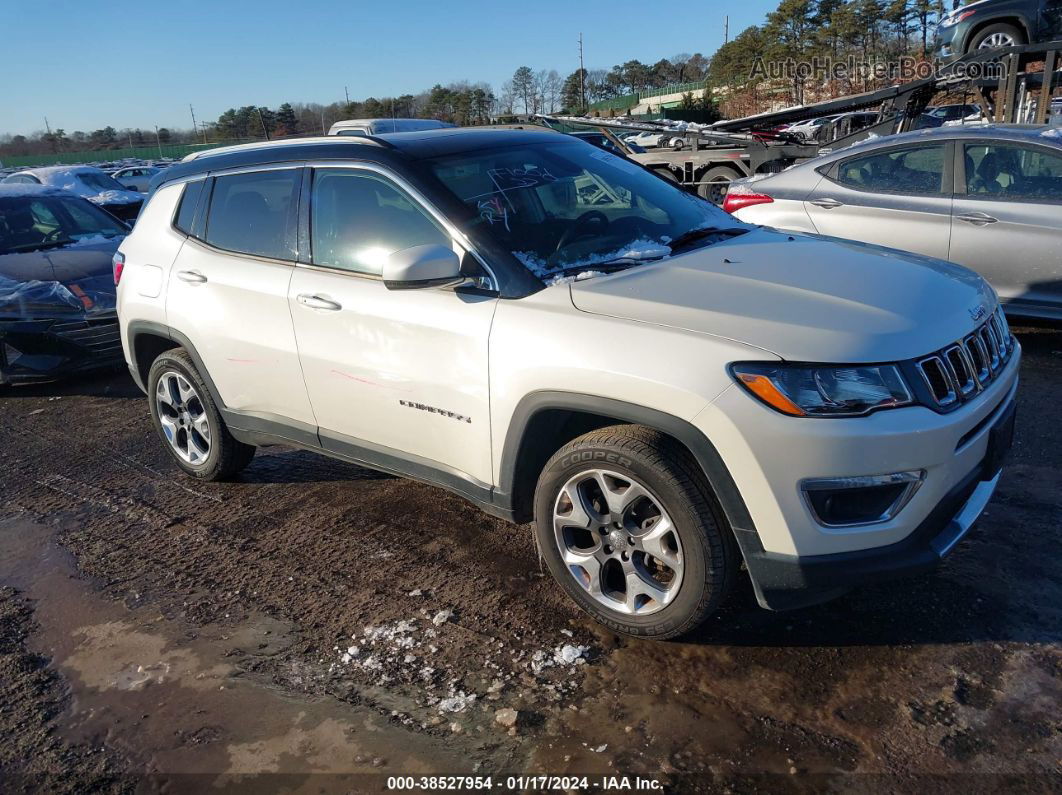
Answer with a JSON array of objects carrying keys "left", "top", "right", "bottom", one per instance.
[
  {"left": 956, "top": 212, "right": 998, "bottom": 226},
  {"left": 297, "top": 293, "right": 342, "bottom": 311},
  {"left": 176, "top": 270, "right": 207, "bottom": 284},
  {"left": 809, "top": 197, "right": 843, "bottom": 209}
]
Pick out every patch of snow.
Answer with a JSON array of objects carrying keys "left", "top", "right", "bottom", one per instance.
[
  {"left": 432, "top": 609, "right": 453, "bottom": 627},
  {"left": 437, "top": 691, "right": 477, "bottom": 713},
  {"left": 530, "top": 643, "right": 590, "bottom": 674},
  {"left": 517, "top": 238, "right": 672, "bottom": 286},
  {"left": 1041, "top": 127, "right": 1062, "bottom": 140}
]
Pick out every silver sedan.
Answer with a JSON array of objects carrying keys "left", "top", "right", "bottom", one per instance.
[
  {"left": 111, "top": 166, "right": 161, "bottom": 192},
  {"left": 726, "top": 125, "right": 1062, "bottom": 321}
]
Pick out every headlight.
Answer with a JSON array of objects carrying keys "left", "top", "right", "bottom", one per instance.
[
  {"left": 940, "top": 9, "right": 976, "bottom": 28},
  {"left": 730, "top": 362, "right": 913, "bottom": 417}
]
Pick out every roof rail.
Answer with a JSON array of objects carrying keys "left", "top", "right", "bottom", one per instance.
[{"left": 181, "top": 135, "right": 394, "bottom": 163}]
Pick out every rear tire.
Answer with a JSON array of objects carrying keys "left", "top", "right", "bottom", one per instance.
[
  {"left": 696, "top": 166, "right": 741, "bottom": 207},
  {"left": 146, "top": 348, "right": 255, "bottom": 481},
  {"left": 533, "top": 425, "right": 737, "bottom": 640},
  {"left": 969, "top": 23, "right": 1025, "bottom": 52},
  {"left": 652, "top": 166, "right": 679, "bottom": 184}
]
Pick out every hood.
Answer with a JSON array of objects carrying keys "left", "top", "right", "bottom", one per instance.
[
  {"left": 89, "top": 189, "right": 143, "bottom": 206},
  {"left": 568, "top": 227, "right": 995, "bottom": 363},
  {"left": 0, "top": 238, "right": 120, "bottom": 318}
]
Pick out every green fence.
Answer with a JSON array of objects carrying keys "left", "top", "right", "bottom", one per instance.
[
  {"left": 2, "top": 139, "right": 259, "bottom": 168},
  {"left": 588, "top": 80, "right": 709, "bottom": 112},
  {"left": 589, "top": 94, "right": 640, "bottom": 112},
  {"left": 638, "top": 80, "right": 708, "bottom": 101}
]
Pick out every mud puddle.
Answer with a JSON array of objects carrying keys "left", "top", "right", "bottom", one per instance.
[{"left": 0, "top": 513, "right": 480, "bottom": 790}]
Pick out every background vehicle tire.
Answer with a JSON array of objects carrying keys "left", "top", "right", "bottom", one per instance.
[
  {"left": 969, "top": 23, "right": 1025, "bottom": 52},
  {"left": 652, "top": 166, "right": 679, "bottom": 184},
  {"left": 696, "top": 166, "right": 740, "bottom": 207},
  {"left": 670, "top": 137, "right": 685, "bottom": 151},
  {"left": 147, "top": 348, "right": 255, "bottom": 481},
  {"left": 533, "top": 425, "right": 737, "bottom": 640}
]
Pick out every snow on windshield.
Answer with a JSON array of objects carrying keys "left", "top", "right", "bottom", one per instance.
[{"left": 515, "top": 238, "right": 673, "bottom": 284}]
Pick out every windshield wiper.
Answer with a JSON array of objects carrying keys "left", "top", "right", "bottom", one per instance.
[
  {"left": 7, "top": 239, "right": 76, "bottom": 254},
  {"left": 667, "top": 226, "right": 747, "bottom": 253}
]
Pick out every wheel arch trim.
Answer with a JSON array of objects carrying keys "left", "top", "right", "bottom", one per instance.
[
  {"left": 962, "top": 15, "right": 1032, "bottom": 50},
  {"left": 497, "top": 391, "right": 757, "bottom": 538}
]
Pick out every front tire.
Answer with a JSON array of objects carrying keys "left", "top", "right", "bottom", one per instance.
[
  {"left": 533, "top": 425, "right": 736, "bottom": 640},
  {"left": 969, "top": 23, "right": 1025, "bottom": 52},
  {"left": 147, "top": 348, "right": 255, "bottom": 481}
]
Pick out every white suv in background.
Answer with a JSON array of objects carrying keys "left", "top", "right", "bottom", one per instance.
[{"left": 116, "top": 130, "right": 1019, "bottom": 639}]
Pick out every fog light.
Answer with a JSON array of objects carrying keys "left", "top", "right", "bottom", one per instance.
[{"left": 801, "top": 471, "right": 925, "bottom": 527}]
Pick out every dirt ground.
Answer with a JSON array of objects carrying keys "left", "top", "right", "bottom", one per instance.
[{"left": 0, "top": 327, "right": 1059, "bottom": 793}]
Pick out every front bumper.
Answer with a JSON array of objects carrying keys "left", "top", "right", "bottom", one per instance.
[
  {"left": 693, "top": 343, "right": 1020, "bottom": 610},
  {"left": 737, "top": 403, "right": 1011, "bottom": 610},
  {"left": 0, "top": 314, "right": 124, "bottom": 384}
]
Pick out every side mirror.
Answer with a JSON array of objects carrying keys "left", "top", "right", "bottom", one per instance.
[{"left": 382, "top": 244, "right": 463, "bottom": 290}]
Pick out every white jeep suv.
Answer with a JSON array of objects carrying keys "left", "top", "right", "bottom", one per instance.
[{"left": 116, "top": 130, "right": 1019, "bottom": 639}]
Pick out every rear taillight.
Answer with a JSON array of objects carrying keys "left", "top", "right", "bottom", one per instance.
[
  {"left": 723, "top": 190, "right": 774, "bottom": 214},
  {"left": 112, "top": 251, "right": 125, "bottom": 285}
]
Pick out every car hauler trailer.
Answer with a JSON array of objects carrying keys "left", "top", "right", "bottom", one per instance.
[{"left": 539, "top": 40, "right": 1062, "bottom": 205}]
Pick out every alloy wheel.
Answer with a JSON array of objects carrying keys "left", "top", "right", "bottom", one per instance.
[
  {"left": 552, "top": 469, "right": 684, "bottom": 615},
  {"left": 155, "top": 371, "right": 211, "bottom": 465},
  {"left": 979, "top": 32, "right": 1017, "bottom": 49}
]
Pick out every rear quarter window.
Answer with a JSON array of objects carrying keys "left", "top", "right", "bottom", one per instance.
[{"left": 173, "top": 179, "right": 205, "bottom": 235}]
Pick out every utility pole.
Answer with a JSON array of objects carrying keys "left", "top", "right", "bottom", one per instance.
[
  {"left": 190, "top": 104, "right": 204, "bottom": 143},
  {"left": 154, "top": 125, "right": 163, "bottom": 158},
  {"left": 256, "top": 107, "right": 271, "bottom": 140},
  {"left": 724, "top": 15, "right": 729, "bottom": 44},
  {"left": 578, "top": 33, "right": 586, "bottom": 111},
  {"left": 344, "top": 86, "right": 350, "bottom": 106}
]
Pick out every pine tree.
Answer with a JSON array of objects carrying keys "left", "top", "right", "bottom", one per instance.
[{"left": 275, "top": 103, "right": 299, "bottom": 135}]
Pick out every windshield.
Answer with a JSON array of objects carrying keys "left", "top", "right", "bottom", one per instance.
[
  {"left": 77, "top": 171, "right": 129, "bottom": 192},
  {"left": 425, "top": 140, "right": 741, "bottom": 281},
  {"left": 0, "top": 195, "right": 127, "bottom": 255}
]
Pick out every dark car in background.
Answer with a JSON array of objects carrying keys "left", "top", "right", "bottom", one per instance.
[
  {"left": 569, "top": 131, "right": 646, "bottom": 155},
  {"left": 2, "top": 166, "right": 143, "bottom": 222},
  {"left": 935, "top": 0, "right": 1062, "bottom": 58},
  {"left": 0, "top": 185, "right": 127, "bottom": 384}
]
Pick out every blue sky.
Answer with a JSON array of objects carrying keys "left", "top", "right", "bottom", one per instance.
[{"left": 3, "top": 0, "right": 780, "bottom": 137}]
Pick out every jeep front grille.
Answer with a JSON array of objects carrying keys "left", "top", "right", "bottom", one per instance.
[{"left": 916, "top": 308, "right": 1013, "bottom": 408}]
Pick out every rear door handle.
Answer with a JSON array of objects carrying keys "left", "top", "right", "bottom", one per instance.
[
  {"left": 176, "top": 270, "right": 207, "bottom": 284},
  {"left": 297, "top": 293, "right": 342, "bottom": 311},
  {"left": 809, "top": 197, "right": 843, "bottom": 209},
  {"left": 956, "top": 212, "right": 998, "bottom": 226}
]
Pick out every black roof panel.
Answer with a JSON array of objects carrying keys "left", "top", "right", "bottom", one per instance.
[{"left": 151, "top": 129, "right": 568, "bottom": 191}]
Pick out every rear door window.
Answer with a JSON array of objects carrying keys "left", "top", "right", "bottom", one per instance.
[
  {"left": 204, "top": 170, "right": 300, "bottom": 260},
  {"left": 963, "top": 142, "right": 1062, "bottom": 201},
  {"left": 834, "top": 144, "right": 946, "bottom": 195}
]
